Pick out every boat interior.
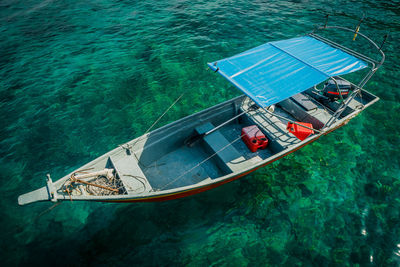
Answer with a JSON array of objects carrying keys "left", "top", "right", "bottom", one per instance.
[{"left": 53, "top": 78, "right": 378, "bottom": 199}]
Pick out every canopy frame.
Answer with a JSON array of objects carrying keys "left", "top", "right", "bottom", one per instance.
[
  {"left": 209, "top": 22, "right": 385, "bottom": 129},
  {"left": 310, "top": 24, "right": 385, "bottom": 127}
]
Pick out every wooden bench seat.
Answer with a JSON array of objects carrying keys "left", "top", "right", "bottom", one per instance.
[
  {"left": 195, "top": 122, "right": 246, "bottom": 173},
  {"left": 108, "top": 155, "right": 152, "bottom": 193}
]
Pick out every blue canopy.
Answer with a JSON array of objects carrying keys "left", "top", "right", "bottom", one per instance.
[{"left": 208, "top": 36, "right": 368, "bottom": 107}]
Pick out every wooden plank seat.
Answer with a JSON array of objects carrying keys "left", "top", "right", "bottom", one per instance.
[
  {"left": 195, "top": 122, "right": 246, "bottom": 174},
  {"left": 108, "top": 155, "right": 152, "bottom": 193},
  {"left": 290, "top": 93, "right": 318, "bottom": 111}
]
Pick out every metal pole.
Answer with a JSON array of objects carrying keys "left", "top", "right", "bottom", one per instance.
[{"left": 260, "top": 107, "right": 322, "bottom": 133}]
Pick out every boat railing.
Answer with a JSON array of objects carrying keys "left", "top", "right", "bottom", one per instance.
[
  {"left": 309, "top": 21, "right": 386, "bottom": 128},
  {"left": 310, "top": 25, "right": 385, "bottom": 67}
]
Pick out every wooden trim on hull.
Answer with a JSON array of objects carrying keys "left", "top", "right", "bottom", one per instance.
[{"left": 103, "top": 119, "right": 351, "bottom": 203}]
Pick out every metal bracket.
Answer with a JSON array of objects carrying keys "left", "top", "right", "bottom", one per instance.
[{"left": 46, "top": 174, "right": 58, "bottom": 203}]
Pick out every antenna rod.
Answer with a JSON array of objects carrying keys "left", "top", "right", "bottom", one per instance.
[
  {"left": 379, "top": 33, "right": 389, "bottom": 50},
  {"left": 324, "top": 14, "right": 329, "bottom": 28},
  {"left": 353, "top": 13, "right": 365, "bottom": 41}
]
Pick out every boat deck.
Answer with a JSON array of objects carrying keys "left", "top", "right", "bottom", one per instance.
[
  {"left": 143, "top": 145, "right": 224, "bottom": 190},
  {"left": 143, "top": 122, "right": 275, "bottom": 190}
]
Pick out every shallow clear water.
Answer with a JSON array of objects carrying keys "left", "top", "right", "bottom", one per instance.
[{"left": 1, "top": 0, "right": 399, "bottom": 265}]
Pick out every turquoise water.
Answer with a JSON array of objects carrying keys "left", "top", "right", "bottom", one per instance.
[{"left": 1, "top": 0, "right": 400, "bottom": 265}]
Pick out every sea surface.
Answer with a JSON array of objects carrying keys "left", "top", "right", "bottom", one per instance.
[{"left": 1, "top": 0, "right": 399, "bottom": 266}]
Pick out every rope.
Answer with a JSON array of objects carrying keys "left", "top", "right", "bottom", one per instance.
[
  {"left": 33, "top": 202, "right": 63, "bottom": 222},
  {"left": 64, "top": 171, "right": 122, "bottom": 198},
  {"left": 123, "top": 174, "right": 147, "bottom": 193},
  {"left": 130, "top": 93, "right": 185, "bottom": 149},
  {"left": 159, "top": 133, "right": 246, "bottom": 190}
]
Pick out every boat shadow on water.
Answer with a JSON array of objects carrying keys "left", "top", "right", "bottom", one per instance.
[{"left": 23, "top": 180, "right": 251, "bottom": 265}]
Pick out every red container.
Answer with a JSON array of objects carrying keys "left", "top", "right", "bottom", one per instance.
[
  {"left": 241, "top": 125, "right": 269, "bottom": 152},
  {"left": 287, "top": 122, "right": 314, "bottom": 141}
]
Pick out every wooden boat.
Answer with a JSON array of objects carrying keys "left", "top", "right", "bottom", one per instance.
[{"left": 18, "top": 22, "right": 385, "bottom": 205}]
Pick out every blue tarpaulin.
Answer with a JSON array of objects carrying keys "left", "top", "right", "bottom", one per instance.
[{"left": 208, "top": 36, "right": 368, "bottom": 107}]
